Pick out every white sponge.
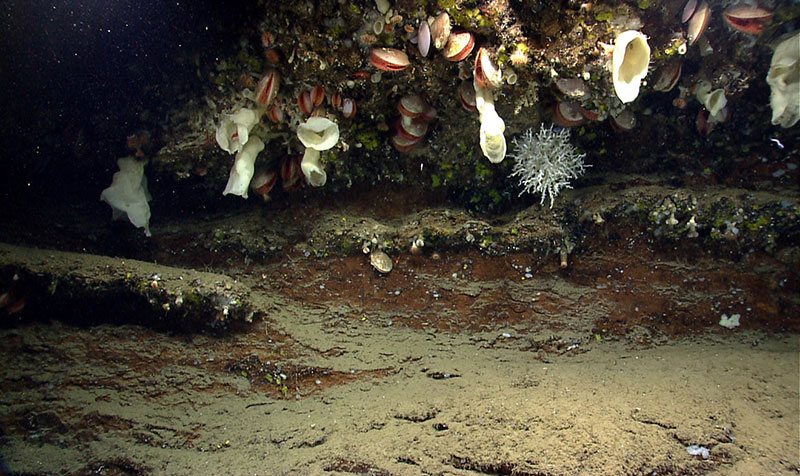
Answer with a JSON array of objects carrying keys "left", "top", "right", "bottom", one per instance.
[{"left": 100, "top": 157, "right": 152, "bottom": 236}]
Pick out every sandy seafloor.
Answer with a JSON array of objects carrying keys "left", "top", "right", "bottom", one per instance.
[{"left": 0, "top": 270, "right": 797, "bottom": 475}]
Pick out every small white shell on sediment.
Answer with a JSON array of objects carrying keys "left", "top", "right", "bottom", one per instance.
[{"left": 370, "top": 250, "right": 393, "bottom": 273}]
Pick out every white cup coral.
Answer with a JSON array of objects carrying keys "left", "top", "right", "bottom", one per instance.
[
  {"left": 611, "top": 30, "right": 650, "bottom": 104},
  {"left": 297, "top": 117, "right": 340, "bottom": 187},
  {"left": 215, "top": 108, "right": 262, "bottom": 154},
  {"left": 694, "top": 80, "right": 728, "bottom": 122}
]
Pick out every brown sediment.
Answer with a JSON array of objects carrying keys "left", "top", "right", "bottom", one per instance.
[{"left": 0, "top": 178, "right": 797, "bottom": 475}]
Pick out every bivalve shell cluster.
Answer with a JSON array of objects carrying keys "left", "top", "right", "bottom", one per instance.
[{"left": 392, "top": 94, "right": 436, "bottom": 152}]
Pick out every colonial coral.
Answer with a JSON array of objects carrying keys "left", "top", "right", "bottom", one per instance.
[{"left": 509, "top": 125, "right": 588, "bottom": 208}]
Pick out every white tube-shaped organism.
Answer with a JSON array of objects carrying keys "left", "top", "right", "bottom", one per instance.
[
  {"left": 297, "top": 117, "right": 339, "bottom": 186},
  {"left": 300, "top": 148, "right": 327, "bottom": 187},
  {"left": 223, "top": 136, "right": 265, "bottom": 198},
  {"left": 474, "top": 79, "right": 507, "bottom": 163}
]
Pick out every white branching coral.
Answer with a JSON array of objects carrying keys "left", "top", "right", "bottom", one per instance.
[{"left": 509, "top": 124, "right": 588, "bottom": 208}]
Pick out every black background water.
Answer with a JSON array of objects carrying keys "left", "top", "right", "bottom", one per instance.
[{"left": 0, "top": 0, "right": 253, "bottom": 205}]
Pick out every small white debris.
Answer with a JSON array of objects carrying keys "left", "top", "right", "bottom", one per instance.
[
  {"left": 770, "top": 137, "right": 784, "bottom": 149},
  {"left": 686, "top": 445, "right": 710, "bottom": 459},
  {"left": 719, "top": 313, "right": 741, "bottom": 329}
]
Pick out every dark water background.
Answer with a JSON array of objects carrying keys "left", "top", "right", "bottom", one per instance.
[{"left": 0, "top": 0, "right": 252, "bottom": 205}]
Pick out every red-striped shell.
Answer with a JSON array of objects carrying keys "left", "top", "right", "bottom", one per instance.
[
  {"left": 553, "top": 101, "right": 586, "bottom": 127},
  {"left": 578, "top": 106, "right": 600, "bottom": 122},
  {"left": 696, "top": 109, "right": 711, "bottom": 136},
  {"left": 474, "top": 47, "right": 502, "bottom": 89},
  {"left": 555, "top": 78, "right": 589, "bottom": 98},
  {"left": 442, "top": 31, "right": 475, "bottom": 62},
  {"left": 458, "top": 81, "right": 477, "bottom": 112},
  {"left": 392, "top": 134, "right": 423, "bottom": 152},
  {"left": 266, "top": 104, "right": 283, "bottom": 123},
  {"left": 311, "top": 85, "right": 325, "bottom": 107},
  {"left": 370, "top": 48, "right": 410, "bottom": 71},
  {"left": 396, "top": 116, "right": 428, "bottom": 141},
  {"left": 329, "top": 92, "right": 342, "bottom": 110},
  {"left": 251, "top": 168, "right": 278, "bottom": 198},
  {"left": 398, "top": 94, "right": 428, "bottom": 118},
  {"left": 261, "top": 31, "right": 275, "bottom": 48},
  {"left": 281, "top": 155, "right": 304, "bottom": 191},
  {"left": 609, "top": 108, "right": 636, "bottom": 132},
  {"left": 298, "top": 90, "right": 313, "bottom": 114},
  {"left": 420, "top": 106, "right": 437, "bottom": 122},
  {"left": 255, "top": 70, "right": 279, "bottom": 107},
  {"left": 682, "top": 0, "right": 697, "bottom": 23},
  {"left": 417, "top": 20, "right": 431, "bottom": 57},
  {"left": 723, "top": 4, "right": 773, "bottom": 35},
  {"left": 652, "top": 60, "right": 682, "bottom": 92}
]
